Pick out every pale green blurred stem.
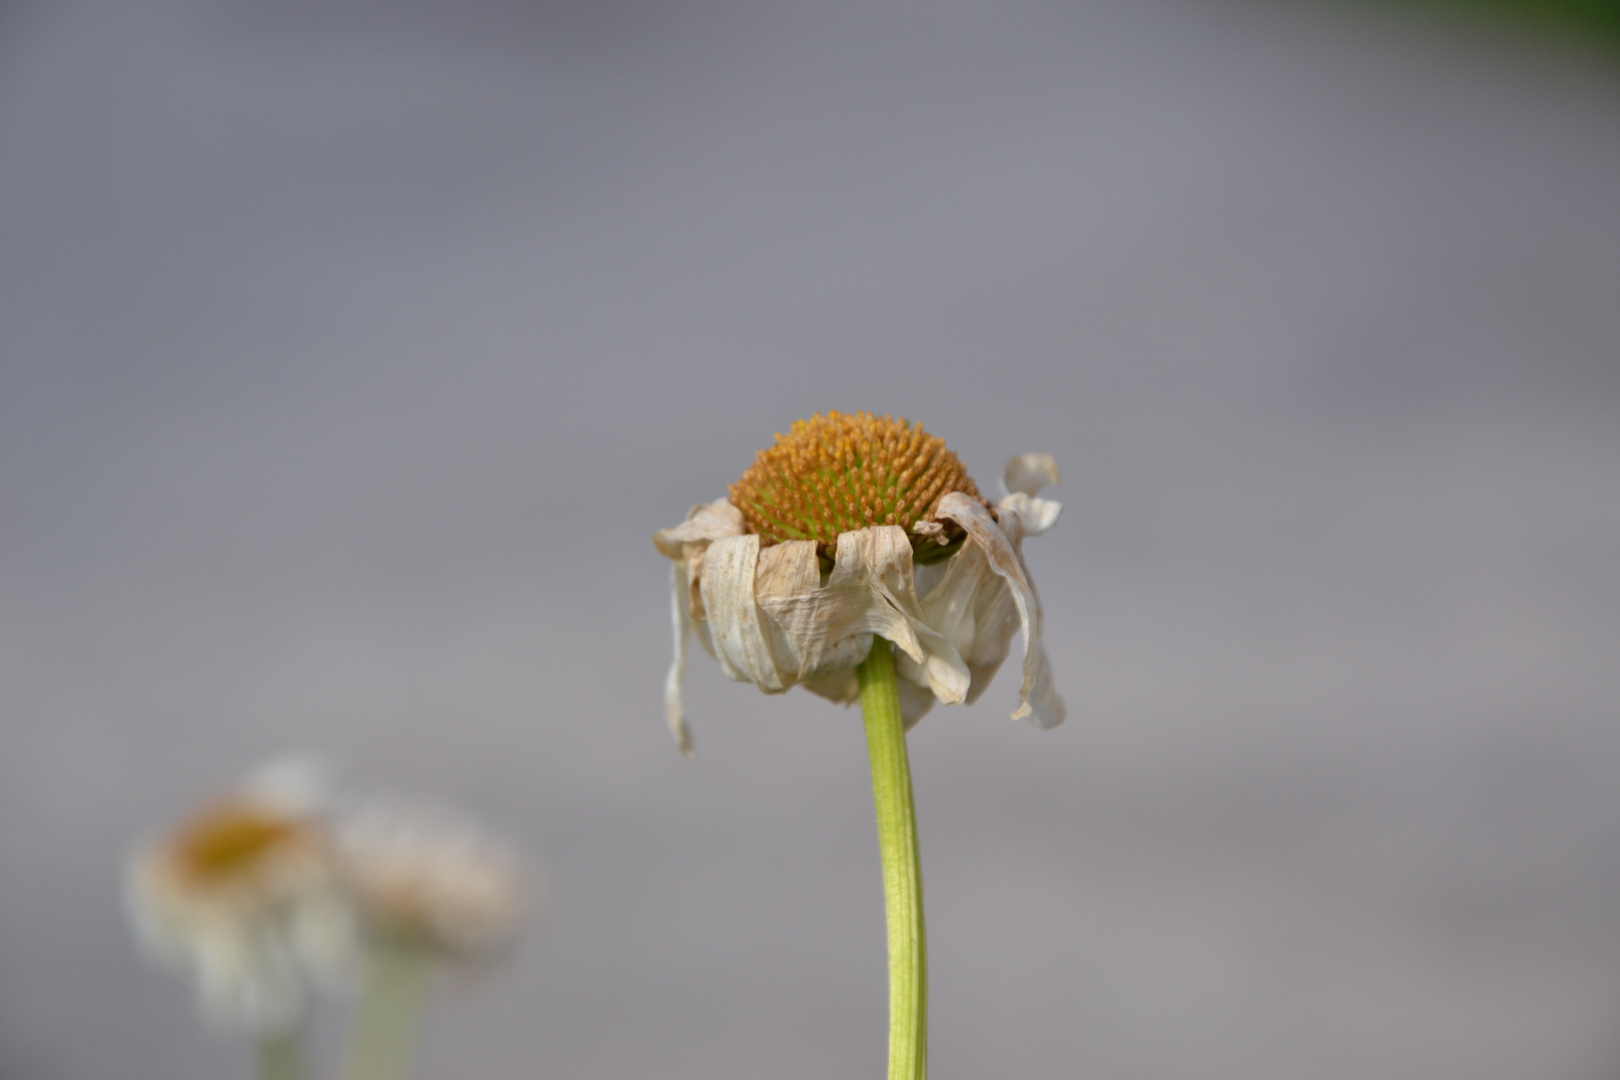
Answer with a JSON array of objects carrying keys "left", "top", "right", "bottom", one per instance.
[
  {"left": 857, "top": 637, "right": 928, "bottom": 1080},
  {"left": 258, "top": 1028, "right": 305, "bottom": 1080},
  {"left": 339, "top": 939, "right": 435, "bottom": 1080}
]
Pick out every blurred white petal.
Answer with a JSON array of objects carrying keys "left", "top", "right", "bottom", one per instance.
[{"left": 336, "top": 800, "right": 534, "bottom": 962}]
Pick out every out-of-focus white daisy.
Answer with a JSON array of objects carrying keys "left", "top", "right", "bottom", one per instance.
[
  {"left": 124, "top": 761, "right": 356, "bottom": 1034},
  {"left": 654, "top": 410, "right": 1065, "bottom": 754},
  {"left": 335, "top": 799, "right": 532, "bottom": 962},
  {"left": 330, "top": 799, "right": 534, "bottom": 1080}
]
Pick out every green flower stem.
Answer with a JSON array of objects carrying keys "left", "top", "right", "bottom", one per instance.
[
  {"left": 339, "top": 939, "right": 435, "bottom": 1080},
  {"left": 258, "top": 1028, "right": 305, "bottom": 1080},
  {"left": 858, "top": 637, "right": 928, "bottom": 1080}
]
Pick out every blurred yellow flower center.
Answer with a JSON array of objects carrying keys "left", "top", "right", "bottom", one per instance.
[
  {"left": 729, "top": 411, "right": 983, "bottom": 552},
  {"left": 172, "top": 800, "right": 306, "bottom": 883}
]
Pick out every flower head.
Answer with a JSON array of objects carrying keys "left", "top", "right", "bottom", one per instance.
[
  {"left": 123, "top": 760, "right": 356, "bottom": 1033},
  {"left": 335, "top": 799, "right": 533, "bottom": 963},
  {"left": 655, "top": 410, "right": 1065, "bottom": 754}
]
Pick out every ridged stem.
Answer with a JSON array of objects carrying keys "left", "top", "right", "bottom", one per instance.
[{"left": 857, "top": 637, "right": 928, "bottom": 1080}]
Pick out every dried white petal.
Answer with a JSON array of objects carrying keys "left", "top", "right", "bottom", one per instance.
[
  {"left": 655, "top": 499, "right": 747, "bottom": 753},
  {"left": 800, "top": 667, "right": 859, "bottom": 706},
  {"left": 699, "top": 540, "right": 787, "bottom": 693},
  {"left": 1003, "top": 452, "right": 1059, "bottom": 497},
  {"left": 665, "top": 562, "right": 695, "bottom": 756},
  {"left": 936, "top": 492, "right": 1066, "bottom": 729},
  {"left": 998, "top": 492, "right": 1062, "bottom": 536},
  {"left": 652, "top": 498, "right": 747, "bottom": 559},
  {"left": 799, "top": 653, "right": 936, "bottom": 731},
  {"left": 912, "top": 526, "right": 1012, "bottom": 704},
  {"left": 761, "top": 526, "right": 970, "bottom": 706},
  {"left": 897, "top": 679, "right": 937, "bottom": 730},
  {"left": 701, "top": 534, "right": 792, "bottom": 690}
]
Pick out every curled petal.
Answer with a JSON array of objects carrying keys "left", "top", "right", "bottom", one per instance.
[
  {"left": 936, "top": 493, "right": 1065, "bottom": 729},
  {"left": 700, "top": 535, "right": 792, "bottom": 691},
  {"left": 832, "top": 528, "right": 970, "bottom": 705},
  {"left": 652, "top": 499, "right": 746, "bottom": 559},
  {"left": 998, "top": 492, "right": 1062, "bottom": 536},
  {"left": 665, "top": 561, "right": 695, "bottom": 756},
  {"left": 756, "top": 540, "right": 869, "bottom": 682},
  {"left": 759, "top": 527, "right": 970, "bottom": 706},
  {"left": 914, "top": 534, "right": 1015, "bottom": 704},
  {"left": 1003, "top": 453, "right": 1059, "bottom": 497}
]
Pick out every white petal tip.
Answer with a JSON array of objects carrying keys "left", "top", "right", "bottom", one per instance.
[
  {"left": 998, "top": 493, "right": 1062, "bottom": 536},
  {"left": 667, "top": 714, "right": 694, "bottom": 758},
  {"left": 1004, "top": 453, "right": 1059, "bottom": 497},
  {"left": 1010, "top": 695, "right": 1066, "bottom": 730}
]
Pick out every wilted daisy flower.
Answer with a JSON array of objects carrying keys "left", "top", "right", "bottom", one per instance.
[
  {"left": 654, "top": 409, "right": 1064, "bottom": 754},
  {"left": 123, "top": 760, "right": 355, "bottom": 1034},
  {"left": 335, "top": 799, "right": 532, "bottom": 962},
  {"left": 654, "top": 411, "right": 1066, "bottom": 1080}
]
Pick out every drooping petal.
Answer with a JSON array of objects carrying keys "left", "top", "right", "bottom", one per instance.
[
  {"left": 756, "top": 540, "right": 869, "bottom": 682},
  {"left": 800, "top": 667, "right": 859, "bottom": 706},
  {"left": 914, "top": 532, "right": 1015, "bottom": 704},
  {"left": 665, "top": 561, "right": 695, "bottom": 756},
  {"left": 1003, "top": 453, "right": 1059, "bottom": 497},
  {"left": 656, "top": 499, "right": 751, "bottom": 752},
  {"left": 799, "top": 651, "right": 936, "bottom": 730},
  {"left": 758, "top": 526, "right": 971, "bottom": 706},
  {"left": 700, "top": 534, "right": 793, "bottom": 691},
  {"left": 935, "top": 492, "right": 1065, "bottom": 728},
  {"left": 833, "top": 528, "right": 972, "bottom": 705},
  {"left": 656, "top": 498, "right": 750, "bottom": 625}
]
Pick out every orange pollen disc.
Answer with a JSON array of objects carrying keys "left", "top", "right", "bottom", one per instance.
[
  {"left": 170, "top": 799, "right": 309, "bottom": 883},
  {"left": 727, "top": 410, "right": 984, "bottom": 551}
]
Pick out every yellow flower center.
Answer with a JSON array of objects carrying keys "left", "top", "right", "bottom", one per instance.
[
  {"left": 729, "top": 411, "right": 983, "bottom": 555},
  {"left": 171, "top": 799, "right": 308, "bottom": 883}
]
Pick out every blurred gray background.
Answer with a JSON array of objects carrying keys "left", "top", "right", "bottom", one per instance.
[{"left": 3, "top": 0, "right": 1619, "bottom": 1077}]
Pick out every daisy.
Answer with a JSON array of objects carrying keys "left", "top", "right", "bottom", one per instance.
[
  {"left": 333, "top": 798, "right": 534, "bottom": 1080},
  {"left": 655, "top": 410, "right": 1064, "bottom": 754},
  {"left": 124, "top": 760, "right": 355, "bottom": 1071},
  {"left": 652, "top": 410, "right": 1065, "bottom": 1080},
  {"left": 336, "top": 799, "right": 531, "bottom": 962}
]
